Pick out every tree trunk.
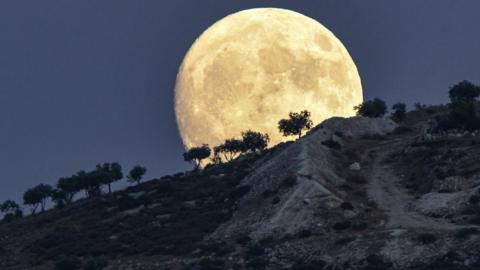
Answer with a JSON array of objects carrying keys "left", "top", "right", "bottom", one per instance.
[{"left": 108, "top": 184, "right": 112, "bottom": 193}]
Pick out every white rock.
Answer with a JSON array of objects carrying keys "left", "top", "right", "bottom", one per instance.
[{"left": 349, "top": 162, "right": 361, "bottom": 170}]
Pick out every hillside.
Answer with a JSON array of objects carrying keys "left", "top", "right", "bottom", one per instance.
[{"left": 3, "top": 107, "right": 480, "bottom": 270}]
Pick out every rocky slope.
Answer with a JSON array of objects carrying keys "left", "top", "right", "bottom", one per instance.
[{"left": 2, "top": 108, "right": 480, "bottom": 270}]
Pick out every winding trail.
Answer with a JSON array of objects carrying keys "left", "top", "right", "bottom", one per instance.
[{"left": 364, "top": 137, "right": 461, "bottom": 230}]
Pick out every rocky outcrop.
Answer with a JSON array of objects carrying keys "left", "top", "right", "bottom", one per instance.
[{"left": 212, "top": 117, "right": 397, "bottom": 241}]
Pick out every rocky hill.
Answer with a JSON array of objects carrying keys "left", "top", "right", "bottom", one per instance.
[{"left": 2, "top": 107, "right": 480, "bottom": 270}]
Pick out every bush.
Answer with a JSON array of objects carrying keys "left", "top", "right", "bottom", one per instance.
[
  {"left": 321, "top": 139, "right": 341, "bottom": 150},
  {"left": 454, "top": 227, "right": 479, "bottom": 239},
  {"left": 246, "top": 257, "right": 268, "bottom": 269},
  {"left": 298, "top": 229, "right": 312, "bottom": 238},
  {"left": 247, "top": 244, "right": 265, "bottom": 257},
  {"left": 346, "top": 174, "right": 367, "bottom": 184},
  {"left": 392, "top": 126, "right": 412, "bottom": 135},
  {"left": 416, "top": 233, "right": 437, "bottom": 244},
  {"left": 280, "top": 175, "right": 297, "bottom": 188},
  {"left": 228, "top": 185, "right": 251, "bottom": 199},
  {"left": 198, "top": 258, "right": 225, "bottom": 270},
  {"left": 291, "top": 260, "right": 327, "bottom": 270},
  {"left": 469, "top": 195, "right": 480, "bottom": 204},
  {"left": 271, "top": 196, "right": 281, "bottom": 205},
  {"left": 55, "top": 256, "right": 81, "bottom": 270},
  {"left": 333, "top": 221, "right": 351, "bottom": 231},
  {"left": 83, "top": 257, "right": 108, "bottom": 270},
  {"left": 116, "top": 195, "right": 140, "bottom": 211},
  {"left": 352, "top": 222, "right": 368, "bottom": 231},
  {"left": 340, "top": 202, "right": 354, "bottom": 210},
  {"left": 354, "top": 98, "right": 387, "bottom": 118},
  {"left": 391, "top": 102, "right": 407, "bottom": 122}
]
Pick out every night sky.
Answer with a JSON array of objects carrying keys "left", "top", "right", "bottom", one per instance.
[{"left": 1, "top": 1, "right": 480, "bottom": 203}]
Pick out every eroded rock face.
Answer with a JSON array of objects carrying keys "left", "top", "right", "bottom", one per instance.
[{"left": 211, "top": 117, "right": 397, "bottom": 241}]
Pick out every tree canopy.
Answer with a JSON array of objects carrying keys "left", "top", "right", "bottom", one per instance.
[
  {"left": 278, "top": 110, "right": 313, "bottom": 139},
  {"left": 391, "top": 102, "right": 407, "bottom": 122},
  {"left": 241, "top": 130, "right": 270, "bottom": 153},
  {"left": 127, "top": 166, "right": 147, "bottom": 185},
  {"left": 213, "top": 138, "right": 244, "bottom": 162},
  {"left": 354, "top": 98, "right": 387, "bottom": 118},
  {"left": 183, "top": 144, "right": 212, "bottom": 169}
]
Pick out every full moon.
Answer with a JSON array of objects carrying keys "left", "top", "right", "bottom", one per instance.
[{"left": 175, "top": 8, "right": 363, "bottom": 150}]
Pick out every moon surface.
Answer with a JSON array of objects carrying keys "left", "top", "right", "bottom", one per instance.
[{"left": 175, "top": 8, "right": 363, "bottom": 150}]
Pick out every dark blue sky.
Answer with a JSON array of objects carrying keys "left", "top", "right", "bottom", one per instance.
[{"left": 1, "top": 1, "right": 480, "bottom": 203}]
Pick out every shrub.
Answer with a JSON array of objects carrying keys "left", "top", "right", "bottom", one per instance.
[
  {"left": 83, "top": 257, "right": 108, "bottom": 270},
  {"left": 340, "top": 202, "right": 354, "bottom": 210},
  {"left": 352, "top": 222, "right": 368, "bottom": 231},
  {"left": 321, "top": 139, "right": 341, "bottom": 150},
  {"left": 391, "top": 102, "right": 407, "bottom": 122},
  {"left": 235, "top": 235, "right": 252, "bottom": 245},
  {"left": 392, "top": 126, "right": 412, "bottom": 135},
  {"left": 346, "top": 174, "right": 367, "bottom": 184},
  {"left": 228, "top": 185, "right": 251, "bottom": 199},
  {"left": 469, "top": 195, "right": 480, "bottom": 204},
  {"left": 333, "top": 221, "right": 351, "bottom": 231},
  {"left": 360, "top": 134, "right": 386, "bottom": 140},
  {"left": 271, "top": 196, "right": 281, "bottom": 205},
  {"left": 298, "top": 229, "right": 312, "bottom": 238},
  {"left": 246, "top": 257, "right": 268, "bottom": 269},
  {"left": 247, "top": 244, "right": 265, "bottom": 257},
  {"left": 354, "top": 98, "right": 387, "bottom": 118},
  {"left": 55, "top": 256, "right": 81, "bottom": 270},
  {"left": 291, "top": 260, "right": 327, "bottom": 270},
  {"left": 334, "top": 131, "right": 344, "bottom": 138},
  {"left": 198, "top": 258, "right": 225, "bottom": 270},
  {"left": 261, "top": 189, "right": 275, "bottom": 198},
  {"left": 454, "top": 227, "right": 479, "bottom": 239},
  {"left": 280, "top": 175, "right": 297, "bottom": 188},
  {"left": 416, "top": 233, "right": 437, "bottom": 244}
]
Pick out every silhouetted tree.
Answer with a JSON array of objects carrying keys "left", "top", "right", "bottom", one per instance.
[
  {"left": 23, "top": 184, "right": 52, "bottom": 213},
  {"left": 214, "top": 138, "right": 244, "bottom": 162},
  {"left": 57, "top": 176, "right": 79, "bottom": 203},
  {"left": 110, "top": 162, "right": 123, "bottom": 191},
  {"left": 0, "top": 200, "right": 22, "bottom": 221},
  {"left": 241, "top": 130, "right": 269, "bottom": 153},
  {"left": 75, "top": 170, "right": 101, "bottom": 198},
  {"left": 448, "top": 80, "right": 480, "bottom": 130},
  {"left": 183, "top": 144, "right": 212, "bottom": 169},
  {"left": 354, "top": 98, "right": 387, "bottom": 118},
  {"left": 51, "top": 189, "right": 68, "bottom": 208},
  {"left": 278, "top": 110, "right": 313, "bottom": 139},
  {"left": 127, "top": 166, "right": 147, "bottom": 185},
  {"left": 391, "top": 102, "right": 407, "bottom": 122},
  {"left": 95, "top": 162, "right": 123, "bottom": 193}
]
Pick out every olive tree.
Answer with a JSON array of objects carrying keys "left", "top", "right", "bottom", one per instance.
[
  {"left": 183, "top": 144, "right": 212, "bottom": 169},
  {"left": 127, "top": 165, "right": 147, "bottom": 185},
  {"left": 354, "top": 98, "right": 387, "bottom": 118},
  {"left": 278, "top": 110, "right": 313, "bottom": 139}
]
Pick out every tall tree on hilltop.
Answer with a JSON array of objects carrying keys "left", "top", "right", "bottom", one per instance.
[
  {"left": 214, "top": 138, "right": 244, "bottom": 162},
  {"left": 127, "top": 166, "right": 147, "bottom": 185},
  {"left": 448, "top": 80, "right": 480, "bottom": 130},
  {"left": 278, "top": 110, "right": 313, "bottom": 139},
  {"left": 391, "top": 102, "right": 407, "bottom": 122},
  {"left": 183, "top": 144, "right": 212, "bottom": 169},
  {"left": 241, "top": 130, "right": 269, "bottom": 153},
  {"left": 354, "top": 98, "right": 387, "bottom": 118}
]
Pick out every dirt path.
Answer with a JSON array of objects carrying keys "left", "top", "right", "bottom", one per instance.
[{"left": 364, "top": 137, "right": 461, "bottom": 230}]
